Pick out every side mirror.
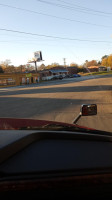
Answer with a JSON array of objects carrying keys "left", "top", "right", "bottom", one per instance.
[
  {"left": 73, "top": 104, "right": 97, "bottom": 124},
  {"left": 81, "top": 104, "right": 97, "bottom": 116}
]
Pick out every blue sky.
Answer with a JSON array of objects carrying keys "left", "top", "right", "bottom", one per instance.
[{"left": 0, "top": 0, "right": 112, "bottom": 66}]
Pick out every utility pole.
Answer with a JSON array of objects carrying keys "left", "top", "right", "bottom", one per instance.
[
  {"left": 63, "top": 58, "right": 66, "bottom": 67},
  {"left": 34, "top": 61, "right": 37, "bottom": 72}
]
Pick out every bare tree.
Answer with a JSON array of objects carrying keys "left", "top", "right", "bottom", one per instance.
[{"left": 1, "top": 59, "right": 11, "bottom": 67}]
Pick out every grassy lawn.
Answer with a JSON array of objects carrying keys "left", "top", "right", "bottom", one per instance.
[{"left": 82, "top": 71, "right": 112, "bottom": 76}]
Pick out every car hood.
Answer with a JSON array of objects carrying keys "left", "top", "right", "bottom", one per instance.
[{"left": 0, "top": 117, "right": 94, "bottom": 131}]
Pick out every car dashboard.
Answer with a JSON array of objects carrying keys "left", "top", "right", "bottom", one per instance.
[{"left": 0, "top": 130, "right": 112, "bottom": 198}]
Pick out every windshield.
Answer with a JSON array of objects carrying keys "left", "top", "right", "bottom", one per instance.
[{"left": 0, "top": 0, "right": 112, "bottom": 133}]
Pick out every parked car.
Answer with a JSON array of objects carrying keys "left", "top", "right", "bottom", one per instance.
[
  {"left": 58, "top": 75, "right": 63, "bottom": 79},
  {"left": 76, "top": 74, "right": 81, "bottom": 77},
  {"left": 70, "top": 74, "right": 81, "bottom": 78},
  {"left": 64, "top": 74, "right": 70, "bottom": 78},
  {"left": 51, "top": 75, "right": 63, "bottom": 80}
]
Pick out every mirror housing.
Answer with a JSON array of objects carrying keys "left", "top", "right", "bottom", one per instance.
[
  {"left": 73, "top": 104, "right": 97, "bottom": 124},
  {"left": 81, "top": 104, "right": 97, "bottom": 116}
]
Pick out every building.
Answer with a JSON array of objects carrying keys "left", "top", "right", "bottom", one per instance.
[
  {"left": 67, "top": 66, "right": 78, "bottom": 75},
  {"left": 98, "top": 66, "right": 107, "bottom": 71},
  {"left": 87, "top": 66, "right": 99, "bottom": 72},
  {"left": 87, "top": 66, "right": 108, "bottom": 72},
  {"left": 0, "top": 72, "right": 40, "bottom": 87},
  {"left": 39, "top": 66, "right": 68, "bottom": 81}
]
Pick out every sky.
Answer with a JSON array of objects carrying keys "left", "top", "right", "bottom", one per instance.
[{"left": 0, "top": 0, "right": 112, "bottom": 66}]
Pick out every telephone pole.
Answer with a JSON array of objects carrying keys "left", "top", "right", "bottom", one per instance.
[
  {"left": 63, "top": 58, "right": 66, "bottom": 67},
  {"left": 34, "top": 61, "right": 37, "bottom": 72}
]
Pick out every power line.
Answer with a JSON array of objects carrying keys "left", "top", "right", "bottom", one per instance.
[
  {"left": 36, "top": 0, "right": 111, "bottom": 17},
  {"left": 0, "top": 27, "right": 111, "bottom": 43},
  {"left": 0, "top": 3, "right": 111, "bottom": 28},
  {"left": 39, "top": 0, "right": 112, "bottom": 15},
  {"left": 57, "top": 0, "right": 112, "bottom": 15}
]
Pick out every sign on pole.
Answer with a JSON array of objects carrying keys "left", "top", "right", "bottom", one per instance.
[
  {"left": 34, "top": 51, "right": 42, "bottom": 61},
  {"left": 26, "top": 73, "right": 32, "bottom": 78},
  {"left": 28, "top": 51, "right": 43, "bottom": 72}
]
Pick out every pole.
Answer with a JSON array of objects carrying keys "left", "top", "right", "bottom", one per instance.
[
  {"left": 35, "top": 61, "right": 37, "bottom": 72},
  {"left": 63, "top": 58, "right": 66, "bottom": 67},
  {"left": 72, "top": 112, "right": 82, "bottom": 124}
]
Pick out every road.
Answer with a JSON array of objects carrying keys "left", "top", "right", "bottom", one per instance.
[{"left": 0, "top": 75, "right": 112, "bottom": 132}]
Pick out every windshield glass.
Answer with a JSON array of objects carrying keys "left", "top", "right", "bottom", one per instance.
[{"left": 0, "top": 0, "right": 112, "bottom": 133}]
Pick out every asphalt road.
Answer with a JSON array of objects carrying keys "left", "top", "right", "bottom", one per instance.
[{"left": 0, "top": 75, "right": 112, "bottom": 132}]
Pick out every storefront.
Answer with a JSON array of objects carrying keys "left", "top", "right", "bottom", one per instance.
[
  {"left": 0, "top": 78, "right": 16, "bottom": 86},
  {"left": 0, "top": 73, "right": 40, "bottom": 87}
]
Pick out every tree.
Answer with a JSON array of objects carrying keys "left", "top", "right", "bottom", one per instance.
[
  {"left": 101, "top": 57, "right": 108, "bottom": 67},
  {"left": 46, "top": 63, "right": 59, "bottom": 69},
  {"left": 1, "top": 59, "right": 11, "bottom": 67},
  {"left": 4, "top": 65, "right": 16, "bottom": 73},
  {"left": 25, "top": 64, "right": 34, "bottom": 72},
  {"left": 107, "top": 54, "right": 112, "bottom": 68},
  {"left": 70, "top": 62, "right": 78, "bottom": 67},
  {"left": 86, "top": 60, "right": 98, "bottom": 67},
  {"left": 15, "top": 65, "right": 26, "bottom": 73},
  {"left": 38, "top": 64, "right": 46, "bottom": 71},
  {"left": 0, "top": 59, "right": 13, "bottom": 73},
  {"left": 98, "top": 61, "right": 101, "bottom": 65},
  {"left": 78, "top": 65, "right": 84, "bottom": 73},
  {"left": 51, "top": 63, "right": 59, "bottom": 67},
  {"left": 101, "top": 55, "right": 108, "bottom": 60},
  {"left": 0, "top": 66, "right": 4, "bottom": 73},
  {"left": 82, "top": 61, "right": 90, "bottom": 73},
  {"left": 101, "top": 54, "right": 112, "bottom": 68}
]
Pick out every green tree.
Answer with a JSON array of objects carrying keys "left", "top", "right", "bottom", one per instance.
[
  {"left": 101, "top": 55, "right": 108, "bottom": 60},
  {"left": 98, "top": 61, "right": 101, "bottom": 65}
]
